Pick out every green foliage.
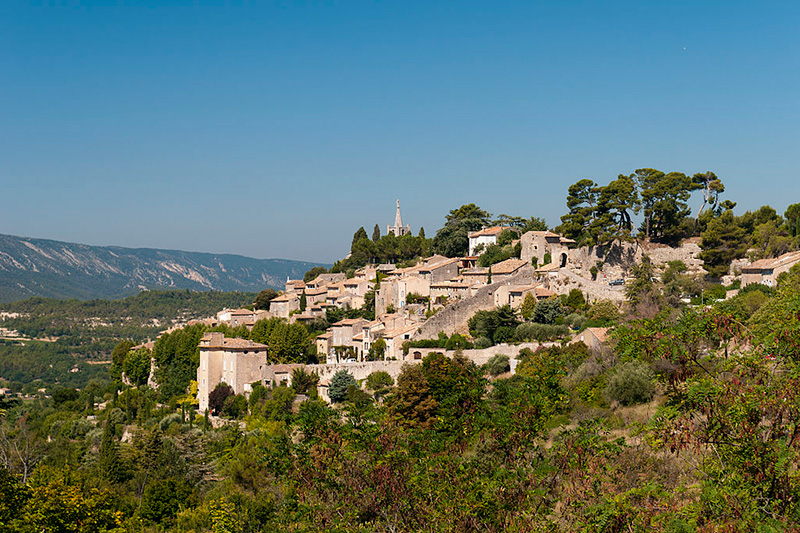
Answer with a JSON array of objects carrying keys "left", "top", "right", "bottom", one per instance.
[
  {"left": 588, "top": 299, "right": 621, "bottom": 322},
  {"left": 520, "top": 292, "right": 536, "bottom": 320},
  {"left": 365, "top": 370, "right": 394, "bottom": 390},
  {"left": 253, "top": 289, "right": 278, "bottom": 310},
  {"left": 208, "top": 383, "right": 234, "bottom": 416},
  {"left": 367, "top": 337, "right": 386, "bottom": 361},
  {"left": 141, "top": 478, "right": 196, "bottom": 523},
  {"left": 290, "top": 367, "right": 319, "bottom": 395},
  {"left": 467, "top": 305, "right": 520, "bottom": 345},
  {"left": 122, "top": 346, "right": 151, "bottom": 387},
  {"left": 477, "top": 242, "right": 519, "bottom": 267},
  {"left": 564, "top": 288, "right": 586, "bottom": 311},
  {"left": 605, "top": 360, "right": 656, "bottom": 405},
  {"left": 699, "top": 209, "right": 748, "bottom": 277},
  {"left": 110, "top": 340, "right": 134, "bottom": 381},
  {"left": 0, "top": 290, "right": 255, "bottom": 389},
  {"left": 303, "top": 266, "right": 327, "bottom": 283},
  {"left": 787, "top": 203, "right": 800, "bottom": 237},
  {"left": 515, "top": 322, "right": 569, "bottom": 341},
  {"left": 485, "top": 354, "right": 510, "bottom": 376},
  {"left": 432, "top": 203, "right": 491, "bottom": 257},
  {"left": 328, "top": 370, "right": 356, "bottom": 403},
  {"left": 250, "top": 317, "right": 314, "bottom": 364},
  {"left": 532, "top": 297, "right": 567, "bottom": 324},
  {"left": 153, "top": 323, "right": 206, "bottom": 400}
]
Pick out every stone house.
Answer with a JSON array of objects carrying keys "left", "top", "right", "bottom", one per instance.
[
  {"left": 493, "top": 284, "right": 555, "bottom": 308},
  {"left": 305, "top": 273, "right": 346, "bottom": 290},
  {"left": 572, "top": 327, "right": 610, "bottom": 354},
  {"left": 197, "top": 332, "right": 269, "bottom": 413},
  {"left": 315, "top": 331, "right": 333, "bottom": 362},
  {"left": 216, "top": 308, "right": 269, "bottom": 328},
  {"left": 461, "top": 267, "right": 489, "bottom": 287},
  {"left": 468, "top": 226, "right": 510, "bottom": 256},
  {"left": 382, "top": 324, "right": 419, "bottom": 361},
  {"left": 741, "top": 251, "right": 800, "bottom": 287},
  {"left": 520, "top": 230, "right": 576, "bottom": 268},
  {"left": 489, "top": 258, "right": 528, "bottom": 282},
  {"left": 375, "top": 275, "right": 431, "bottom": 317},
  {"left": 285, "top": 279, "right": 306, "bottom": 293},
  {"left": 430, "top": 281, "right": 471, "bottom": 301},
  {"left": 269, "top": 293, "right": 300, "bottom": 318}
]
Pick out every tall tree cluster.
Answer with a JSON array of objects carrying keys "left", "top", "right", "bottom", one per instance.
[{"left": 559, "top": 168, "right": 728, "bottom": 245}]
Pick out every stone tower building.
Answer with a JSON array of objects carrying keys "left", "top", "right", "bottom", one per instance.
[{"left": 387, "top": 199, "right": 411, "bottom": 237}]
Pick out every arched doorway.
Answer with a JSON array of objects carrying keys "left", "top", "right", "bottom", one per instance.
[{"left": 560, "top": 253, "right": 568, "bottom": 268}]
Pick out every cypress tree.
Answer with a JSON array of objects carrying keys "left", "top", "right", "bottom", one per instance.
[{"left": 98, "top": 422, "right": 124, "bottom": 483}]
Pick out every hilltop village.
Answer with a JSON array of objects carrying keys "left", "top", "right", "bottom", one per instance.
[
  {"left": 190, "top": 200, "right": 800, "bottom": 409},
  {"left": 4, "top": 183, "right": 800, "bottom": 531}
]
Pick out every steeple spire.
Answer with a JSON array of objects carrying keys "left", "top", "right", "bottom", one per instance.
[
  {"left": 387, "top": 199, "right": 411, "bottom": 237},
  {"left": 394, "top": 199, "right": 403, "bottom": 228}
]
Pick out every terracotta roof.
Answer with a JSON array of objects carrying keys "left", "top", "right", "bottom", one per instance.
[
  {"left": 316, "top": 331, "right": 333, "bottom": 339},
  {"left": 200, "top": 333, "right": 268, "bottom": 350},
  {"left": 490, "top": 258, "right": 527, "bottom": 274},
  {"left": 743, "top": 251, "right": 800, "bottom": 271},
  {"left": 271, "top": 293, "right": 298, "bottom": 302},
  {"left": 586, "top": 327, "right": 610, "bottom": 343},
  {"left": 333, "top": 318, "right": 363, "bottom": 326},
  {"left": 431, "top": 281, "right": 469, "bottom": 288},
  {"left": 463, "top": 267, "right": 489, "bottom": 275},
  {"left": 536, "top": 263, "right": 560, "bottom": 272},
  {"left": 304, "top": 287, "right": 328, "bottom": 296},
  {"left": 383, "top": 324, "right": 418, "bottom": 338},
  {"left": 535, "top": 286, "right": 556, "bottom": 298},
  {"left": 221, "top": 308, "right": 254, "bottom": 316},
  {"left": 468, "top": 226, "right": 510, "bottom": 238},
  {"left": 417, "top": 257, "right": 459, "bottom": 272}
]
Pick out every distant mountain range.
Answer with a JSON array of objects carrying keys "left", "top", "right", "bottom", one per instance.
[{"left": 0, "top": 233, "right": 326, "bottom": 303}]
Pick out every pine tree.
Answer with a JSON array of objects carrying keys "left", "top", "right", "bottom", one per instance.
[
  {"left": 300, "top": 290, "right": 307, "bottom": 312},
  {"left": 372, "top": 224, "right": 381, "bottom": 242},
  {"left": 98, "top": 422, "right": 124, "bottom": 483}
]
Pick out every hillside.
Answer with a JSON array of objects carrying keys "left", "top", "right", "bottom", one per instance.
[
  {"left": 0, "top": 233, "right": 325, "bottom": 303},
  {"left": 0, "top": 290, "right": 257, "bottom": 389}
]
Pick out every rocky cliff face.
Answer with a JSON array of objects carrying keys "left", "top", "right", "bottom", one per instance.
[{"left": 0, "top": 233, "right": 325, "bottom": 303}]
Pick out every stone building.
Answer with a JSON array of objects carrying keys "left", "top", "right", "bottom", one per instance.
[
  {"left": 468, "top": 226, "right": 510, "bottom": 256},
  {"left": 269, "top": 293, "right": 300, "bottom": 318},
  {"left": 741, "top": 251, "right": 800, "bottom": 287},
  {"left": 387, "top": 199, "right": 411, "bottom": 237},
  {"left": 520, "top": 230, "right": 576, "bottom": 268},
  {"left": 197, "top": 332, "right": 269, "bottom": 413}
]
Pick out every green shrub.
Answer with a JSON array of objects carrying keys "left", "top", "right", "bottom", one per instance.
[
  {"left": 473, "top": 336, "right": 493, "bottom": 349},
  {"left": 485, "top": 354, "right": 510, "bottom": 376},
  {"left": 329, "top": 370, "right": 357, "bottom": 403},
  {"left": 365, "top": 371, "right": 394, "bottom": 390},
  {"left": 604, "top": 360, "right": 655, "bottom": 406},
  {"left": 514, "top": 322, "right": 569, "bottom": 342}
]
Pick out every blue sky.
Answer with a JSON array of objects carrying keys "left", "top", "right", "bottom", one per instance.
[{"left": 2, "top": 1, "right": 799, "bottom": 263}]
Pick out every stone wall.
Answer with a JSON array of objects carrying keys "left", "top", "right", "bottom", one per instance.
[{"left": 411, "top": 265, "right": 538, "bottom": 340}]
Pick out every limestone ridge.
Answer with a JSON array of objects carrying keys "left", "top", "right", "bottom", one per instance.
[{"left": 0, "top": 233, "right": 326, "bottom": 303}]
